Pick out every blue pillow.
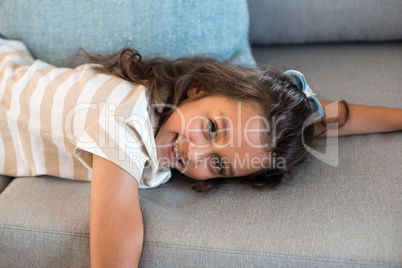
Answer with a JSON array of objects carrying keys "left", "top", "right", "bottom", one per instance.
[{"left": 0, "top": 0, "right": 256, "bottom": 68}]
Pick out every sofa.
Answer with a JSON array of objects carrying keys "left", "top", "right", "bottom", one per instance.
[{"left": 1, "top": 0, "right": 402, "bottom": 267}]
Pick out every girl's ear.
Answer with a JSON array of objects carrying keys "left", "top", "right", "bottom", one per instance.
[{"left": 186, "top": 87, "right": 207, "bottom": 99}]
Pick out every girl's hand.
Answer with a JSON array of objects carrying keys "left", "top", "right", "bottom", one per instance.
[
  {"left": 90, "top": 154, "right": 143, "bottom": 268},
  {"left": 315, "top": 100, "right": 402, "bottom": 137}
]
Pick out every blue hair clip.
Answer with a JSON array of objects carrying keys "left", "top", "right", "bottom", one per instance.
[{"left": 283, "top": 70, "right": 324, "bottom": 121}]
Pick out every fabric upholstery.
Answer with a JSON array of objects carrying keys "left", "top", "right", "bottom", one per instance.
[
  {"left": 0, "top": 0, "right": 255, "bottom": 67},
  {"left": 248, "top": 0, "right": 402, "bottom": 45},
  {"left": 0, "top": 43, "right": 401, "bottom": 267},
  {"left": 0, "top": 177, "right": 91, "bottom": 268}
]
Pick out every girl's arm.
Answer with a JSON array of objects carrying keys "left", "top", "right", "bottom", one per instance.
[
  {"left": 315, "top": 100, "right": 402, "bottom": 137},
  {"left": 90, "top": 154, "right": 143, "bottom": 267}
]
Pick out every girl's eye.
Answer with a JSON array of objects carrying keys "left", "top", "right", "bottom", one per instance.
[
  {"left": 213, "top": 156, "right": 225, "bottom": 175},
  {"left": 208, "top": 119, "right": 218, "bottom": 140}
]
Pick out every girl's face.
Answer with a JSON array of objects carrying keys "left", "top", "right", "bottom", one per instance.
[{"left": 154, "top": 88, "right": 270, "bottom": 180}]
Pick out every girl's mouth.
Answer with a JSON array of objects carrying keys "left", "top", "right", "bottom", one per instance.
[{"left": 168, "top": 133, "right": 184, "bottom": 167}]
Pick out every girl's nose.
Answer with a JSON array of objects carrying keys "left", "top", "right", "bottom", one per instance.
[
  {"left": 185, "top": 141, "right": 196, "bottom": 163},
  {"left": 183, "top": 140, "right": 208, "bottom": 164}
]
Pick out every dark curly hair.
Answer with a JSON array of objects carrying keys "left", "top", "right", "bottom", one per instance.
[{"left": 80, "top": 48, "right": 349, "bottom": 192}]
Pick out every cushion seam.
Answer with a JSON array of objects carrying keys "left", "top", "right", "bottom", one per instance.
[
  {"left": 143, "top": 241, "right": 401, "bottom": 267},
  {"left": 0, "top": 224, "right": 89, "bottom": 238}
]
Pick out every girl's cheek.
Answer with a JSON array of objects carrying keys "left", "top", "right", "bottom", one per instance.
[
  {"left": 186, "top": 118, "right": 207, "bottom": 143},
  {"left": 168, "top": 109, "right": 186, "bottom": 133},
  {"left": 183, "top": 166, "right": 211, "bottom": 181}
]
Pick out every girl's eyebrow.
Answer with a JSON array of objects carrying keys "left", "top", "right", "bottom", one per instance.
[
  {"left": 226, "top": 161, "right": 235, "bottom": 177},
  {"left": 217, "top": 112, "right": 235, "bottom": 177},
  {"left": 219, "top": 112, "right": 228, "bottom": 140}
]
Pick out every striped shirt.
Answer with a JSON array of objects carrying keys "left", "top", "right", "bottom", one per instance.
[{"left": 0, "top": 38, "right": 171, "bottom": 188}]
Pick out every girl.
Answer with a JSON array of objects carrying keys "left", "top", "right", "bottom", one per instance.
[{"left": 1, "top": 36, "right": 401, "bottom": 267}]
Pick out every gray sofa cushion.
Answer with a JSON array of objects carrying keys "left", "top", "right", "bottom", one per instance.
[
  {"left": 0, "top": 177, "right": 91, "bottom": 267},
  {"left": 248, "top": 0, "right": 402, "bottom": 45},
  {"left": 1, "top": 43, "right": 401, "bottom": 267},
  {"left": 252, "top": 42, "right": 402, "bottom": 107}
]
